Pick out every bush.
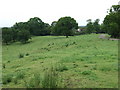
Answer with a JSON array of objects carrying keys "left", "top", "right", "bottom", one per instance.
[
  {"left": 17, "top": 29, "right": 31, "bottom": 44},
  {"left": 2, "top": 27, "right": 13, "bottom": 45}
]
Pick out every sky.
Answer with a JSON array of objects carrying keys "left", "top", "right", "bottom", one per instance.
[{"left": 0, "top": 0, "right": 119, "bottom": 27}]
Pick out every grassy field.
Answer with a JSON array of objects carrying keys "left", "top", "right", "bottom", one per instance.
[{"left": 2, "top": 34, "right": 118, "bottom": 88}]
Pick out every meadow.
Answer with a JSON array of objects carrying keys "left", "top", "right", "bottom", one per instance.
[{"left": 2, "top": 34, "right": 118, "bottom": 88}]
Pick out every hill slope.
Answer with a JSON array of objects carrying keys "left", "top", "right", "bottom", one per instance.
[{"left": 2, "top": 34, "right": 118, "bottom": 88}]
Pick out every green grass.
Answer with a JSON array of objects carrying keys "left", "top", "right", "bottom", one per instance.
[{"left": 2, "top": 34, "right": 118, "bottom": 88}]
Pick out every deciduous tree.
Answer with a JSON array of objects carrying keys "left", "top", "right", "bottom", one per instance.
[{"left": 54, "top": 16, "right": 78, "bottom": 38}]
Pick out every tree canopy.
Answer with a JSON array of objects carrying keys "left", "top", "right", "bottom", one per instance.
[
  {"left": 54, "top": 16, "right": 78, "bottom": 38},
  {"left": 2, "top": 27, "right": 13, "bottom": 44},
  {"left": 17, "top": 29, "right": 31, "bottom": 44},
  {"left": 103, "top": 5, "right": 120, "bottom": 38}
]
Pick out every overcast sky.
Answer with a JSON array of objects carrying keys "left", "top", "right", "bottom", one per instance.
[{"left": 0, "top": 0, "right": 119, "bottom": 27}]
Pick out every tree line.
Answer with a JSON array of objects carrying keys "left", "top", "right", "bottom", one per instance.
[
  {"left": 1, "top": 5, "right": 120, "bottom": 45},
  {"left": 76, "top": 5, "right": 120, "bottom": 38},
  {"left": 2, "top": 16, "right": 78, "bottom": 44}
]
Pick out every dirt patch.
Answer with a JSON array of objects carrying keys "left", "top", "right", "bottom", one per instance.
[
  {"left": 99, "top": 34, "right": 120, "bottom": 40},
  {"left": 109, "top": 38, "right": 120, "bottom": 40},
  {"left": 99, "top": 34, "right": 110, "bottom": 39}
]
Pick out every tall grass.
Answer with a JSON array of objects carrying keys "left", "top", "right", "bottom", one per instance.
[
  {"left": 24, "top": 66, "right": 61, "bottom": 88},
  {"left": 42, "top": 66, "right": 59, "bottom": 88}
]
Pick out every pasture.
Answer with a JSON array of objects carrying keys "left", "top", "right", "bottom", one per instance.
[{"left": 2, "top": 34, "right": 118, "bottom": 88}]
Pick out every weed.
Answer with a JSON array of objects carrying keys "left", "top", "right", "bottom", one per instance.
[
  {"left": 73, "top": 63, "right": 78, "bottom": 68},
  {"left": 32, "top": 58, "right": 38, "bottom": 61},
  {"left": 56, "top": 63, "right": 68, "bottom": 72},
  {"left": 26, "top": 53, "right": 29, "bottom": 56},
  {"left": 2, "top": 74, "right": 13, "bottom": 84},
  {"left": 64, "top": 44, "right": 69, "bottom": 47},
  {"left": 24, "top": 73, "right": 41, "bottom": 88},
  {"left": 84, "top": 65, "right": 88, "bottom": 67},
  {"left": 12, "top": 77, "right": 18, "bottom": 84},
  {"left": 42, "top": 67, "right": 59, "bottom": 88},
  {"left": 100, "top": 67, "right": 111, "bottom": 71},
  {"left": 16, "top": 71, "right": 24, "bottom": 79},
  {"left": 81, "top": 70, "right": 92, "bottom": 75},
  {"left": 2, "top": 63, "right": 5, "bottom": 69},
  {"left": 19, "top": 53, "right": 24, "bottom": 58},
  {"left": 24, "top": 67, "right": 60, "bottom": 88},
  {"left": 7, "top": 61, "right": 10, "bottom": 63},
  {"left": 92, "top": 66, "right": 97, "bottom": 70}
]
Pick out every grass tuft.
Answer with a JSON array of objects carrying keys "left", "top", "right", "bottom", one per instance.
[{"left": 18, "top": 53, "right": 24, "bottom": 58}]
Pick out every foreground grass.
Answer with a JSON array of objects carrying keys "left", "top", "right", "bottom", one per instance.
[{"left": 2, "top": 34, "right": 118, "bottom": 88}]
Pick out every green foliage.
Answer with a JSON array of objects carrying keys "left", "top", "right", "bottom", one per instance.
[
  {"left": 103, "top": 5, "right": 120, "bottom": 38},
  {"left": 2, "top": 27, "right": 13, "bottom": 44},
  {"left": 50, "top": 21, "right": 57, "bottom": 35},
  {"left": 17, "top": 29, "right": 31, "bottom": 43},
  {"left": 93, "top": 19, "right": 100, "bottom": 33},
  {"left": 53, "top": 16, "right": 78, "bottom": 38},
  {"left": 86, "top": 20, "right": 94, "bottom": 34},
  {"left": 27, "top": 17, "right": 50, "bottom": 36},
  {"left": 86, "top": 19, "right": 100, "bottom": 34}
]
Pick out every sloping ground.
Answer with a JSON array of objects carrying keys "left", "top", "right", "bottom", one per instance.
[{"left": 2, "top": 34, "right": 118, "bottom": 88}]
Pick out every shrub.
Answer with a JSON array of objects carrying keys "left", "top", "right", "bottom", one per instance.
[{"left": 17, "top": 29, "right": 31, "bottom": 44}]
